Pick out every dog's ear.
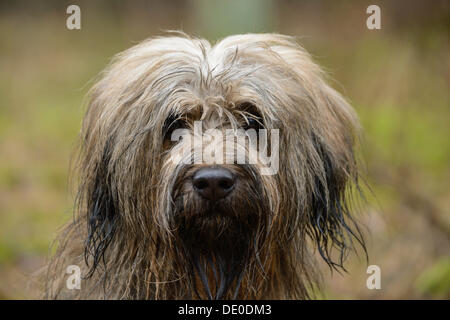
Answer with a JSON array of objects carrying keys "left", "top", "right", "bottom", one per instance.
[
  {"left": 82, "top": 139, "right": 119, "bottom": 277},
  {"left": 308, "top": 131, "right": 366, "bottom": 270}
]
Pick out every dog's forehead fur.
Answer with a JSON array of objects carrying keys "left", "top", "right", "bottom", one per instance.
[{"left": 91, "top": 34, "right": 356, "bottom": 134}]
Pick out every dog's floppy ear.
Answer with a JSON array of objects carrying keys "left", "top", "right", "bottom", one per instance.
[
  {"left": 82, "top": 139, "right": 119, "bottom": 277},
  {"left": 307, "top": 132, "right": 366, "bottom": 270}
]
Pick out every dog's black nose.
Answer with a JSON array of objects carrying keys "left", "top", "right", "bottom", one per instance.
[{"left": 192, "top": 167, "right": 235, "bottom": 201}]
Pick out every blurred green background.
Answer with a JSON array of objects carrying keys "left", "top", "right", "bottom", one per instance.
[{"left": 0, "top": 0, "right": 449, "bottom": 299}]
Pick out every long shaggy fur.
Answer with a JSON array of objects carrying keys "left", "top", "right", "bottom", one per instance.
[{"left": 45, "top": 33, "right": 365, "bottom": 300}]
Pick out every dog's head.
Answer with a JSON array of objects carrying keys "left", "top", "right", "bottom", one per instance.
[{"left": 77, "top": 33, "right": 365, "bottom": 299}]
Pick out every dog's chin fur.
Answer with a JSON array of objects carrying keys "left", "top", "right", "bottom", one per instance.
[
  {"left": 175, "top": 214, "right": 257, "bottom": 300},
  {"left": 44, "top": 32, "right": 366, "bottom": 300}
]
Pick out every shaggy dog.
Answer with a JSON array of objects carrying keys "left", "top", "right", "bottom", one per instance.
[{"left": 45, "top": 33, "right": 365, "bottom": 299}]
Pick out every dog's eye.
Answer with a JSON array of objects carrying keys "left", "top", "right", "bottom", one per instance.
[
  {"left": 163, "top": 115, "right": 186, "bottom": 140},
  {"left": 239, "top": 103, "right": 264, "bottom": 131},
  {"left": 244, "top": 117, "right": 263, "bottom": 131}
]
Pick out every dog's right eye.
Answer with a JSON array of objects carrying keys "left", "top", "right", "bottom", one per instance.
[{"left": 163, "top": 115, "right": 186, "bottom": 140}]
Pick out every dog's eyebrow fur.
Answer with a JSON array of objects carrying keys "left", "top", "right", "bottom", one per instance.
[{"left": 44, "top": 32, "right": 366, "bottom": 300}]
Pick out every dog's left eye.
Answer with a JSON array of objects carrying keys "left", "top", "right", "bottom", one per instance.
[
  {"left": 239, "top": 103, "right": 263, "bottom": 131},
  {"left": 163, "top": 115, "right": 186, "bottom": 140}
]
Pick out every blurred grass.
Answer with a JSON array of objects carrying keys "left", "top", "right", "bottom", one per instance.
[
  {"left": 416, "top": 257, "right": 450, "bottom": 298},
  {"left": 0, "top": 0, "right": 449, "bottom": 299}
]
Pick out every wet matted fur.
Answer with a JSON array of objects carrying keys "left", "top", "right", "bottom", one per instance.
[{"left": 45, "top": 33, "right": 366, "bottom": 299}]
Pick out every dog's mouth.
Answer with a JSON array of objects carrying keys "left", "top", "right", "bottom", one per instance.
[
  {"left": 185, "top": 199, "right": 244, "bottom": 218},
  {"left": 173, "top": 195, "right": 258, "bottom": 244}
]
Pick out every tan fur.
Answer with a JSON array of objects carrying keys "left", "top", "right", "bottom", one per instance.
[{"left": 45, "top": 33, "right": 364, "bottom": 300}]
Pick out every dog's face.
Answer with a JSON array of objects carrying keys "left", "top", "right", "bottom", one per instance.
[
  {"left": 161, "top": 103, "right": 278, "bottom": 298},
  {"left": 74, "top": 33, "right": 364, "bottom": 299}
]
